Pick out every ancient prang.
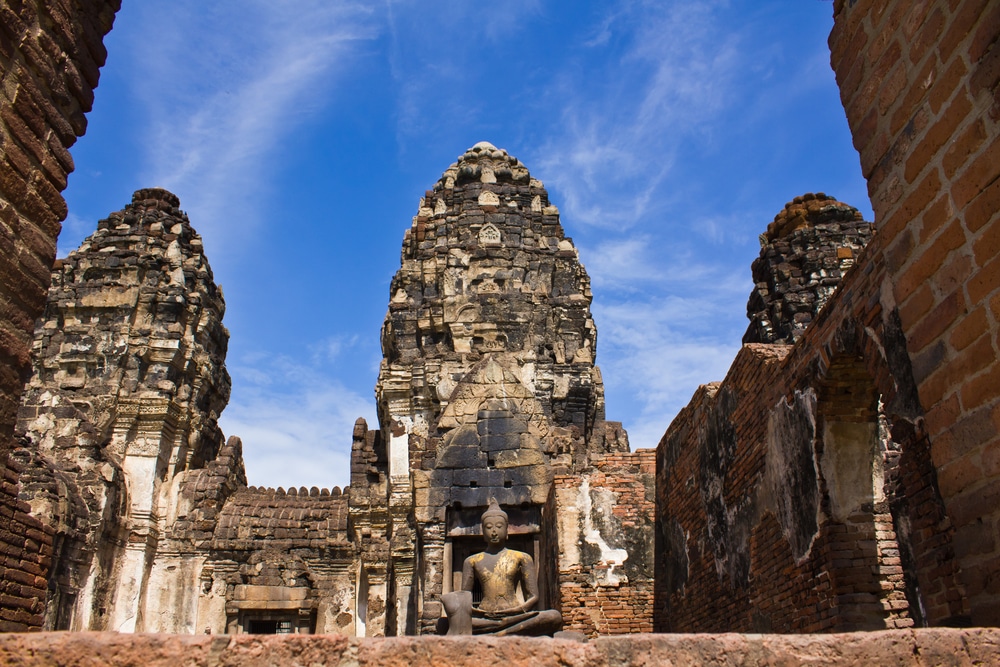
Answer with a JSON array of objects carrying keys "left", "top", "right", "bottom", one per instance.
[
  {"left": 15, "top": 188, "right": 235, "bottom": 631},
  {"left": 12, "top": 147, "right": 656, "bottom": 636},
  {"left": 3, "top": 0, "right": 1000, "bottom": 656},
  {"left": 357, "top": 141, "right": 648, "bottom": 636},
  {"left": 744, "top": 194, "right": 873, "bottom": 345}
]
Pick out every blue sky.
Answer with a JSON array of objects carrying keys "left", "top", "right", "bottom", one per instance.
[{"left": 61, "top": 0, "right": 873, "bottom": 490}]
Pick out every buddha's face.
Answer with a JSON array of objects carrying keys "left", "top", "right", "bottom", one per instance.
[{"left": 483, "top": 516, "right": 508, "bottom": 547}]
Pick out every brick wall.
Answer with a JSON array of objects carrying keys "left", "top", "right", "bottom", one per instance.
[
  {"left": 656, "top": 233, "right": 966, "bottom": 631},
  {"left": 830, "top": 0, "right": 1000, "bottom": 624},
  {"left": 0, "top": 456, "right": 51, "bottom": 630},
  {"left": 556, "top": 450, "right": 655, "bottom": 636},
  {"left": 0, "top": 0, "right": 120, "bottom": 631}
]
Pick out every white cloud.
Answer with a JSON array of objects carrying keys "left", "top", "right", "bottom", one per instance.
[
  {"left": 219, "top": 350, "right": 376, "bottom": 490},
  {"left": 582, "top": 235, "right": 752, "bottom": 292},
  {"left": 308, "top": 334, "right": 362, "bottom": 365},
  {"left": 122, "top": 1, "right": 379, "bottom": 257},
  {"left": 532, "top": 0, "right": 743, "bottom": 230},
  {"left": 594, "top": 268, "right": 750, "bottom": 449}
]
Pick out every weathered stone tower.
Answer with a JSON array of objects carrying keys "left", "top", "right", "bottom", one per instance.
[
  {"left": 351, "top": 142, "right": 652, "bottom": 636},
  {"left": 16, "top": 189, "right": 362, "bottom": 635},
  {"left": 17, "top": 155, "right": 656, "bottom": 638},
  {"left": 15, "top": 188, "right": 232, "bottom": 631}
]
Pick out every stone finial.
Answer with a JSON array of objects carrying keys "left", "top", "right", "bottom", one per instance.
[
  {"left": 130, "top": 187, "right": 181, "bottom": 212},
  {"left": 763, "top": 193, "right": 864, "bottom": 243}
]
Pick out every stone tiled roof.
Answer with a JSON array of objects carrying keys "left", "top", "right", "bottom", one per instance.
[{"left": 212, "top": 486, "right": 351, "bottom": 550}]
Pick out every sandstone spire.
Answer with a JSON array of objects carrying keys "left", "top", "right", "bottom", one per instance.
[
  {"left": 375, "top": 141, "right": 621, "bottom": 462},
  {"left": 357, "top": 142, "right": 633, "bottom": 636},
  {"left": 15, "top": 188, "right": 235, "bottom": 631}
]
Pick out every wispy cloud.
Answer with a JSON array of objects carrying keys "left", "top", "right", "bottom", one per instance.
[
  {"left": 121, "top": 1, "right": 379, "bottom": 257},
  {"left": 596, "top": 291, "right": 747, "bottom": 449},
  {"left": 220, "top": 347, "right": 376, "bottom": 490},
  {"left": 582, "top": 236, "right": 751, "bottom": 292},
  {"left": 533, "top": 0, "right": 743, "bottom": 230}
]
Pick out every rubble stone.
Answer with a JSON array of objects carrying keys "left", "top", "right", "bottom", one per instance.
[{"left": 744, "top": 193, "right": 873, "bottom": 345}]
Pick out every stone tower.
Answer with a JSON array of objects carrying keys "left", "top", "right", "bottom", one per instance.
[
  {"left": 15, "top": 188, "right": 233, "bottom": 631},
  {"left": 350, "top": 142, "right": 644, "bottom": 636},
  {"left": 744, "top": 193, "right": 873, "bottom": 345}
]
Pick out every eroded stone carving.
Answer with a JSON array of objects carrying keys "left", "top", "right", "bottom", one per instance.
[{"left": 15, "top": 188, "right": 232, "bottom": 631}]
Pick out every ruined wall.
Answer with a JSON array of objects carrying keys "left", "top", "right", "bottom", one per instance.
[
  {"left": 829, "top": 0, "right": 1000, "bottom": 624},
  {"left": 0, "top": 455, "right": 51, "bottom": 630},
  {"left": 555, "top": 450, "right": 655, "bottom": 637},
  {"left": 656, "top": 201, "right": 966, "bottom": 631},
  {"left": 0, "top": 0, "right": 120, "bottom": 631},
  {"left": 189, "top": 484, "right": 356, "bottom": 636}
]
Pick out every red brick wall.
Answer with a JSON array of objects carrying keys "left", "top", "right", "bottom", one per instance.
[
  {"left": 830, "top": 0, "right": 1000, "bottom": 624},
  {"left": 0, "top": 456, "right": 51, "bottom": 630},
  {"left": 656, "top": 234, "right": 966, "bottom": 631},
  {"left": 0, "top": 0, "right": 120, "bottom": 631},
  {"left": 556, "top": 450, "right": 655, "bottom": 636}
]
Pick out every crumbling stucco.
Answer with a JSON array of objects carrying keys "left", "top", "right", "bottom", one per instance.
[{"left": 765, "top": 389, "right": 820, "bottom": 563}]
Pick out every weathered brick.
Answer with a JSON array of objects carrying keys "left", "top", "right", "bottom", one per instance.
[
  {"left": 938, "top": 0, "right": 993, "bottom": 64},
  {"left": 943, "top": 118, "right": 987, "bottom": 179},
  {"left": 894, "top": 217, "right": 966, "bottom": 307},
  {"left": 951, "top": 133, "right": 1000, "bottom": 210},
  {"left": 904, "top": 92, "right": 972, "bottom": 183},
  {"left": 967, "top": 252, "right": 1000, "bottom": 305},
  {"left": 948, "top": 304, "right": 990, "bottom": 351}
]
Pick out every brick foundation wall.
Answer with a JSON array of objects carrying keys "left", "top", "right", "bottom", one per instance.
[
  {"left": 556, "top": 450, "right": 655, "bottom": 636},
  {"left": 830, "top": 0, "right": 1000, "bottom": 625},
  {"left": 0, "top": 0, "right": 120, "bottom": 631},
  {"left": 0, "top": 456, "right": 51, "bottom": 630}
]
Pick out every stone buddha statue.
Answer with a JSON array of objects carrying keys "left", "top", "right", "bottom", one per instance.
[{"left": 441, "top": 499, "right": 562, "bottom": 636}]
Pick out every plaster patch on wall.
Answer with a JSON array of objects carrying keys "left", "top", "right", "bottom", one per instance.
[
  {"left": 820, "top": 420, "right": 878, "bottom": 522},
  {"left": 765, "top": 389, "right": 820, "bottom": 563},
  {"left": 556, "top": 485, "right": 582, "bottom": 568},
  {"left": 579, "top": 478, "right": 628, "bottom": 587}
]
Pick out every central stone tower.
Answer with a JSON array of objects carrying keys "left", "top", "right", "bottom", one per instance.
[{"left": 350, "top": 142, "right": 640, "bottom": 636}]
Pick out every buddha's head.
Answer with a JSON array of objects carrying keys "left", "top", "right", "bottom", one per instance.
[{"left": 481, "top": 498, "right": 509, "bottom": 547}]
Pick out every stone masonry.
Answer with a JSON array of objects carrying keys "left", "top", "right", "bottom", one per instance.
[
  {"left": 656, "top": 0, "right": 1000, "bottom": 633},
  {"left": 0, "top": 0, "right": 120, "bottom": 631},
  {"left": 656, "top": 198, "right": 961, "bottom": 631},
  {"left": 12, "top": 150, "right": 656, "bottom": 637},
  {"left": 13, "top": 189, "right": 360, "bottom": 635},
  {"left": 15, "top": 188, "right": 231, "bottom": 631},
  {"left": 357, "top": 142, "right": 655, "bottom": 636},
  {"left": 744, "top": 193, "right": 873, "bottom": 345},
  {"left": 1, "top": 0, "right": 998, "bottom": 652}
]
